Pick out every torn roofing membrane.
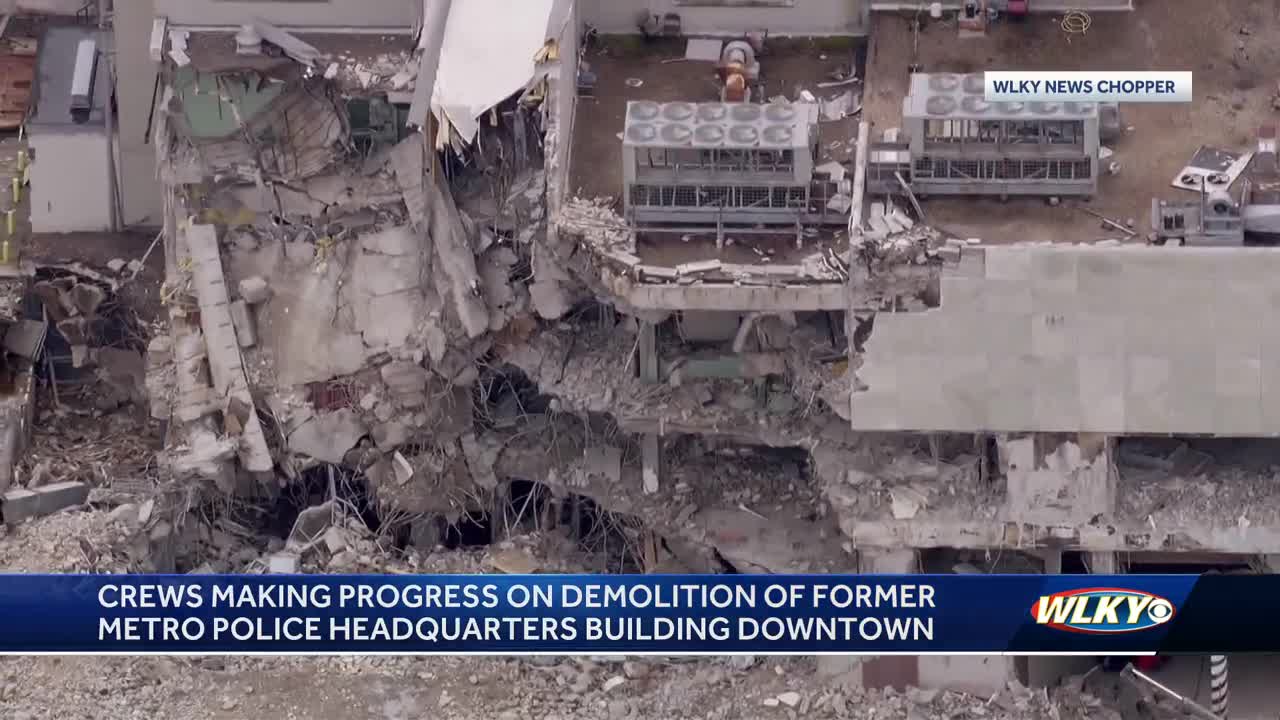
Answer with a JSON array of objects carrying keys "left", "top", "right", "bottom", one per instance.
[
  {"left": 430, "top": 0, "right": 554, "bottom": 141},
  {"left": 174, "top": 67, "right": 284, "bottom": 140}
]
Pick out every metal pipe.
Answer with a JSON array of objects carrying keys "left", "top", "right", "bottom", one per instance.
[{"left": 1121, "top": 664, "right": 1223, "bottom": 720}]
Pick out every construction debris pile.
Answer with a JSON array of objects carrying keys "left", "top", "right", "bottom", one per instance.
[
  {"left": 0, "top": 503, "right": 1136, "bottom": 719},
  {"left": 1119, "top": 440, "right": 1280, "bottom": 531}
]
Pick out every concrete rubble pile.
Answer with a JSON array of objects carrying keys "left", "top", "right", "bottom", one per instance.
[
  {"left": 0, "top": 512, "right": 1125, "bottom": 720},
  {"left": 0, "top": 17, "right": 1185, "bottom": 714},
  {"left": 119, "top": 16, "right": 917, "bottom": 593},
  {"left": 144, "top": 24, "right": 544, "bottom": 512}
]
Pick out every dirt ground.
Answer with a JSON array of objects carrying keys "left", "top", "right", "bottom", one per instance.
[{"left": 863, "top": 0, "right": 1277, "bottom": 244}]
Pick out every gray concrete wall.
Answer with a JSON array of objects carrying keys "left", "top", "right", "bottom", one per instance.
[
  {"left": 917, "top": 656, "right": 1013, "bottom": 696},
  {"left": 852, "top": 245, "right": 1280, "bottom": 435},
  {"left": 157, "top": 0, "right": 419, "bottom": 29},
  {"left": 581, "top": 0, "right": 868, "bottom": 36},
  {"left": 115, "top": 0, "right": 163, "bottom": 227}
]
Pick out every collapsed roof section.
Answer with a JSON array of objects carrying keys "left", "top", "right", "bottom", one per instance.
[{"left": 148, "top": 15, "right": 550, "bottom": 492}]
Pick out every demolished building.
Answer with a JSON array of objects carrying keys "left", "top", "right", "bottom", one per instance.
[
  {"left": 33, "top": 0, "right": 1259, "bottom": 700},
  {"left": 140, "top": 1, "right": 889, "bottom": 581}
]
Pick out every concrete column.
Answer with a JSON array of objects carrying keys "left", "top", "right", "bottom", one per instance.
[
  {"left": 1088, "top": 552, "right": 1120, "bottom": 574},
  {"left": 1023, "top": 548, "right": 1095, "bottom": 688},
  {"left": 1040, "top": 550, "right": 1063, "bottom": 575},
  {"left": 847, "top": 548, "right": 920, "bottom": 689},
  {"left": 641, "top": 433, "right": 660, "bottom": 494},
  {"left": 639, "top": 321, "right": 659, "bottom": 384},
  {"left": 861, "top": 548, "right": 1015, "bottom": 695}
]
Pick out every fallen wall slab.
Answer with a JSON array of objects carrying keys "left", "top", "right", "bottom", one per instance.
[
  {"left": 2, "top": 481, "right": 90, "bottom": 524},
  {"left": 185, "top": 223, "right": 273, "bottom": 473}
]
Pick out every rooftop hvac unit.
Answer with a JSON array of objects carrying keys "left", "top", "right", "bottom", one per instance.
[
  {"left": 961, "top": 96, "right": 991, "bottom": 114},
  {"left": 999, "top": 101, "right": 1025, "bottom": 114},
  {"left": 660, "top": 123, "right": 694, "bottom": 145},
  {"left": 1064, "top": 102, "right": 1095, "bottom": 115},
  {"left": 661, "top": 102, "right": 696, "bottom": 121},
  {"left": 963, "top": 74, "right": 985, "bottom": 94},
  {"left": 925, "top": 95, "right": 957, "bottom": 115},
  {"left": 1207, "top": 190, "right": 1236, "bottom": 215},
  {"left": 694, "top": 124, "right": 726, "bottom": 147},
  {"left": 929, "top": 73, "right": 961, "bottom": 91},
  {"left": 730, "top": 104, "right": 762, "bottom": 122},
  {"left": 626, "top": 123, "right": 662, "bottom": 146},
  {"left": 761, "top": 124, "right": 795, "bottom": 147},
  {"left": 697, "top": 103, "right": 729, "bottom": 123},
  {"left": 765, "top": 103, "right": 796, "bottom": 123},
  {"left": 726, "top": 124, "right": 760, "bottom": 147},
  {"left": 69, "top": 37, "right": 98, "bottom": 123},
  {"left": 1030, "top": 102, "right": 1060, "bottom": 114},
  {"left": 628, "top": 101, "right": 661, "bottom": 122}
]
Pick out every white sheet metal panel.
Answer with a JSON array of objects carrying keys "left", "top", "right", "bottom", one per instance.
[{"left": 431, "top": 0, "right": 555, "bottom": 141}]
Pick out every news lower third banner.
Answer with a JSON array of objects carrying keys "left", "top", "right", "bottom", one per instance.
[{"left": 0, "top": 574, "right": 1269, "bottom": 654}]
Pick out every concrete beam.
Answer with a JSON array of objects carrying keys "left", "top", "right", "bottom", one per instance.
[
  {"left": 2, "top": 481, "right": 91, "bottom": 524},
  {"left": 839, "top": 517, "right": 1280, "bottom": 555},
  {"left": 621, "top": 282, "right": 847, "bottom": 312}
]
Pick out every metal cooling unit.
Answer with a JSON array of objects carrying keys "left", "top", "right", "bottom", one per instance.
[
  {"left": 622, "top": 100, "right": 821, "bottom": 225},
  {"left": 902, "top": 73, "right": 1100, "bottom": 197}
]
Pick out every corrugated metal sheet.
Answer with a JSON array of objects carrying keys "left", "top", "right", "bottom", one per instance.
[{"left": 0, "top": 46, "right": 36, "bottom": 131}]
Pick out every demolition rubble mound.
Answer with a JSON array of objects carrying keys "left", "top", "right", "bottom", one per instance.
[{"left": 0, "top": 510, "right": 1129, "bottom": 720}]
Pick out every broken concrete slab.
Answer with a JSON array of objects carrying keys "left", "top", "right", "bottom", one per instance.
[
  {"left": 288, "top": 409, "right": 366, "bottom": 465},
  {"left": 2, "top": 481, "right": 91, "bottom": 524},
  {"left": 227, "top": 298, "right": 257, "bottom": 348},
  {"left": 460, "top": 433, "right": 499, "bottom": 489},
  {"left": 238, "top": 275, "right": 272, "bottom": 304},
  {"left": 380, "top": 360, "right": 430, "bottom": 394},
  {"left": 372, "top": 420, "right": 412, "bottom": 449},
  {"left": 489, "top": 547, "right": 540, "bottom": 574},
  {"left": 392, "top": 451, "right": 414, "bottom": 485},
  {"left": 267, "top": 552, "right": 300, "bottom": 573},
  {"left": 4, "top": 319, "right": 46, "bottom": 360},
  {"left": 289, "top": 501, "right": 334, "bottom": 548},
  {"left": 250, "top": 19, "right": 322, "bottom": 65},
  {"left": 583, "top": 445, "right": 623, "bottom": 485},
  {"left": 322, "top": 526, "right": 349, "bottom": 554},
  {"left": 70, "top": 282, "right": 107, "bottom": 316}
]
